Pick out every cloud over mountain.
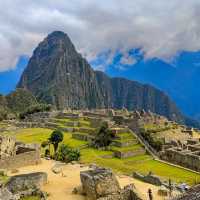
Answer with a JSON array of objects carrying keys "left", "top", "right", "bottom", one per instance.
[{"left": 1, "top": 0, "right": 200, "bottom": 71}]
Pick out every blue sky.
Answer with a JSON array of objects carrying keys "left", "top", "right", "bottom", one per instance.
[{"left": 0, "top": 56, "right": 28, "bottom": 94}]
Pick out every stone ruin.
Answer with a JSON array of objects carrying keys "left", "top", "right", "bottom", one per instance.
[
  {"left": 0, "top": 135, "right": 41, "bottom": 169},
  {"left": 80, "top": 167, "right": 142, "bottom": 200},
  {"left": 130, "top": 110, "right": 168, "bottom": 129},
  {"left": 171, "top": 184, "right": 200, "bottom": 200},
  {"left": 0, "top": 135, "right": 16, "bottom": 159},
  {"left": 161, "top": 138, "right": 200, "bottom": 172},
  {"left": 0, "top": 172, "right": 47, "bottom": 200},
  {"left": 133, "top": 172, "right": 163, "bottom": 186}
]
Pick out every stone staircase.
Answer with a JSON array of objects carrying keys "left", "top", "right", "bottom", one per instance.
[{"left": 110, "top": 128, "right": 146, "bottom": 159}]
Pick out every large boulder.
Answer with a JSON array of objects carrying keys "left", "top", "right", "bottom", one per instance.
[
  {"left": 6, "top": 172, "right": 47, "bottom": 194},
  {"left": 80, "top": 168, "right": 120, "bottom": 200},
  {"left": 80, "top": 168, "right": 142, "bottom": 200},
  {"left": 0, "top": 188, "right": 17, "bottom": 200}
]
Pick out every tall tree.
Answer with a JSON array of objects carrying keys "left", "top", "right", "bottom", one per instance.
[{"left": 49, "top": 130, "right": 64, "bottom": 154}]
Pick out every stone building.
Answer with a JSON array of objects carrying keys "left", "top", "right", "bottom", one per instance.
[
  {"left": 0, "top": 135, "right": 41, "bottom": 169},
  {"left": 161, "top": 139, "right": 200, "bottom": 172},
  {"left": 0, "top": 135, "right": 16, "bottom": 159}
]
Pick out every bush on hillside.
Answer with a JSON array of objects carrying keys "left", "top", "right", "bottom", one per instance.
[
  {"left": 140, "top": 128, "right": 164, "bottom": 151},
  {"left": 56, "top": 144, "right": 80, "bottom": 163},
  {"left": 6, "top": 89, "right": 38, "bottom": 114},
  {"left": 92, "top": 121, "right": 115, "bottom": 149},
  {"left": 49, "top": 130, "right": 64, "bottom": 154},
  {"left": 19, "top": 103, "right": 52, "bottom": 119}
]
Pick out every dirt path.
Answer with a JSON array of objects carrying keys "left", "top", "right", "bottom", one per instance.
[{"left": 8, "top": 159, "right": 174, "bottom": 200}]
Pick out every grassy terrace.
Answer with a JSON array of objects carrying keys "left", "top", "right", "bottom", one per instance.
[
  {"left": 111, "top": 144, "right": 143, "bottom": 152},
  {"left": 8, "top": 127, "right": 200, "bottom": 185}
]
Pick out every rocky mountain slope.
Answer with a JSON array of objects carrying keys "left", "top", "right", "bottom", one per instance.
[{"left": 18, "top": 31, "right": 184, "bottom": 123}]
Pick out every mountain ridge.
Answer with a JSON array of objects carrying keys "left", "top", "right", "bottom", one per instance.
[
  {"left": 18, "top": 31, "right": 186, "bottom": 124},
  {"left": 105, "top": 50, "right": 200, "bottom": 120}
]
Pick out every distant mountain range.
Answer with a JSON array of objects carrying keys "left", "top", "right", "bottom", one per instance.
[
  {"left": 103, "top": 50, "right": 200, "bottom": 120},
  {"left": 17, "top": 31, "right": 186, "bottom": 124}
]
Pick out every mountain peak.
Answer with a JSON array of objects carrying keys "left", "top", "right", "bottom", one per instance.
[
  {"left": 18, "top": 32, "right": 184, "bottom": 123},
  {"left": 47, "top": 31, "right": 70, "bottom": 41}
]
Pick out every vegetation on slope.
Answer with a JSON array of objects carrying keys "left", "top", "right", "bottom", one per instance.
[
  {"left": 0, "top": 89, "right": 52, "bottom": 121},
  {"left": 6, "top": 89, "right": 38, "bottom": 114}
]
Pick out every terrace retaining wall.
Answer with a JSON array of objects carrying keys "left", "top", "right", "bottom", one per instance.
[{"left": 0, "top": 150, "right": 41, "bottom": 169}]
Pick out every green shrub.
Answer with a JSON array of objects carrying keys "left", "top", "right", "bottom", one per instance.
[
  {"left": 140, "top": 128, "right": 164, "bottom": 151},
  {"left": 92, "top": 122, "right": 115, "bottom": 148},
  {"left": 49, "top": 130, "right": 64, "bottom": 154},
  {"left": 56, "top": 144, "right": 80, "bottom": 163},
  {"left": 19, "top": 103, "right": 52, "bottom": 119}
]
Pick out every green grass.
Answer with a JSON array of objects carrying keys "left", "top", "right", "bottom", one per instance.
[
  {"left": 11, "top": 127, "right": 200, "bottom": 185},
  {"left": 14, "top": 128, "right": 86, "bottom": 147},
  {"left": 20, "top": 196, "right": 40, "bottom": 200},
  {"left": 111, "top": 144, "right": 143, "bottom": 152},
  {"left": 80, "top": 148, "right": 200, "bottom": 185},
  {"left": 0, "top": 175, "right": 9, "bottom": 184},
  {"left": 52, "top": 117, "right": 91, "bottom": 127},
  {"left": 117, "top": 132, "right": 135, "bottom": 140}
]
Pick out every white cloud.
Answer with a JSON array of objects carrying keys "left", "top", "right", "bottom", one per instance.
[
  {"left": 1, "top": 0, "right": 200, "bottom": 71},
  {"left": 120, "top": 52, "right": 137, "bottom": 66}
]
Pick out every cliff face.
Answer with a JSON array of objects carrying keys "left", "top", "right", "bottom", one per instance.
[{"left": 18, "top": 31, "right": 183, "bottom": 122}]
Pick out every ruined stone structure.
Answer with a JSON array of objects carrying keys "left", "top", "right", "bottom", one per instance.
[
  {"left": 161, "top": 139, "right": 200, "bottom": 172},
  {"left": 6, "top": 172, "right": 47, "bottom": 193},
  {"left": 0, "top": 172, "right": 47, "bottom": 200},
  {"left": 80, "top": 167, "right": 142, "bottom": 200},
  {"left": 128, "top": 110, "right": 168, "bottom": 133},
  {"left": 172, "top": 184, "right": 200, "bottom": 200},
  {"left": 0, "top": 136, "right": 16, "bottom": 159},
  {"left": 133, "top": 172, "right": 163, "bottom": 186},
  {"left": 0, "top": 135, "right": 41, "bottom": 169}
]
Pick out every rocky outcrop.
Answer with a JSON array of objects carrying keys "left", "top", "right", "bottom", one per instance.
[
  {"left": 6, "top": 172, "right": 47, "bottom": 193},
  {"left": 133, "top": 172, "right": 163, "bottom": 186},
  {"left": 80, "top": 167, "right": 142, "bottom": 200},
  {"left": 171, "top": 184, "right": 200, "bottom": 200},
  {"left": 0, "top": 172, "right": 47, "bottom": 200},
  {"left": 18, "top": 31, "right": 184, "bottom": 122}
]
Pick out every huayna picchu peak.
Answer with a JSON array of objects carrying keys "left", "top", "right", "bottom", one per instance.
[{"left": 18, "top": 31, "right": 183, "bottom": 123}]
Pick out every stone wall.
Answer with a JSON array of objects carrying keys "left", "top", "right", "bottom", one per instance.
[
  {"left": 72, "top": 133, "right": 93, "bottom": 142},
  {"left": 6, "top": 172, "right": 47, "bottom": 193},
  {"left": 133, "top": 172, "right": 163, "bottom": 186},
  {"left": 0, "top": 136, "right": 16, "bottom": 159},
  {"left": 0, "top": 150, "right": 41, "bottom": 169},
  {"left": 112, "top": 139, "right": 138, "bottom": 147},
  {"left": 161, "top": 148, "right": 200, "bottom": 172},
  {"left": 113, "top": 149, "right": 145, "bottom": 159}
]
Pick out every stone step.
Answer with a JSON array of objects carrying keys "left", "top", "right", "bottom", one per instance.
[
  {"left": 110, "top": 128, "right": 130, "bottom": 134},
  {"left": 72, "top": 132, "right": 94, "bottom": 142},
  {"left": 111, "top": 139, "right": 138, "bottom": 147},
  {"left": 115, "top": 133, "right": 135, "bottom": 140},
  {"left": 113, "top": 148, "right": 146, "bottom": 159},
  {"left": 73, "top": 127, "right": 95, "bottom": 134}
]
